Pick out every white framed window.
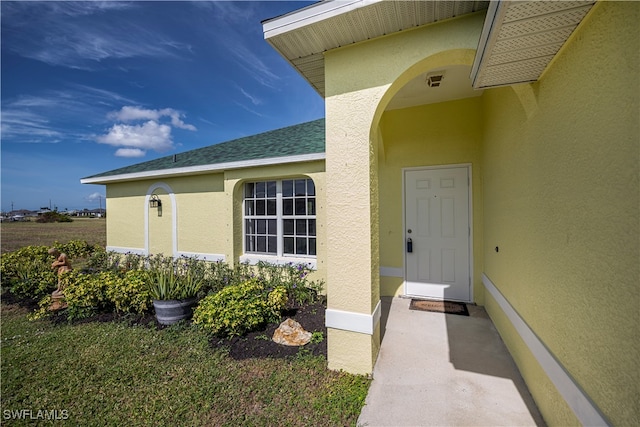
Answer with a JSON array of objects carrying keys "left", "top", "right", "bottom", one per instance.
[{"left": 242, "top": 178, "right": 316, "bottom": 264}]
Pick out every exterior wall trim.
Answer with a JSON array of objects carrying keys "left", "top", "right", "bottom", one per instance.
[
  {"left": 105, "top": 247, "right": 225, "bottom": 263},
  {"left": 239, "top": 254, "right": 317, "bottom": 270},
  {"left": 81, "top": 153, "right": 326, "bottom": 184},
  {"left": 145, "top": 182, "right": 177, "bottom": 257},
  {"left": 106, "top": 246, "right": 146, "bottom": 255},
  {"left": 482, "top": 273, "right": 610, "bottom": 426},
  {"left": 263, "top": 0, "right": 367, "bottom": 38},
  {"left": 380, "top": 266, "right": 403, "bottom": 278},
  {"left": 177, "top": 251, "right": 226, "bottom": 262},
  {"left": 325, "top": 299, "right": 381, "bottom": 335}
]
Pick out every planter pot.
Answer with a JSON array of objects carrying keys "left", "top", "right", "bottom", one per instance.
[{"left": 153, "top": 297, "right": 197, "bottom": 325}]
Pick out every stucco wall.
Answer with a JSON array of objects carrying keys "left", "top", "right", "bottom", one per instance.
[
  {"left": 106, "top": 181, "right": 148, "bottom": 250},
  {"left": 324, "top": 12, "right": 485, "bottom": 374},
  {"left": 104, "top": 162, "right": 326, "bottom": 284},
  {"left": 172, "top": 174, "right": 226, "bottom": 256},
  {"left": 482, "top": 2, "right": 639, "bottom": 425},
  {"left": 379, "top": 97, "right": 484, "bottom": 301}
]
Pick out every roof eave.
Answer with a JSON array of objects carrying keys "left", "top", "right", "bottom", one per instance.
[
  {"left": 265, "top": 0, "right": 596, "bottom": 93},
  {"left": 470, "top": 0, "right": 597, "bottom": 89},
  {"left": 262, "top": 0, "right": 378, "bottom": 38},
  {"left": 80, "top": 152, "right": 326, "bottom": 185},
  {"left": 264, "top": 38, "right": 325, "bottom": 98}
]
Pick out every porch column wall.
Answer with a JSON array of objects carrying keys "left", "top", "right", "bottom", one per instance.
[
  {"left": 325, "top": 88, "right": 385, "bottom": 374},
  {"left": 323, "top": 12, "right": 486, "bottom": 374}
]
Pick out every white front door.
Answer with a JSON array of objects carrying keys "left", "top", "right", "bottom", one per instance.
[{"left": 404, "top": 166, "right": 471, "bottom": 302}]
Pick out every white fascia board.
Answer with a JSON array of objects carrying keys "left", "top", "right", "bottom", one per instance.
[
  {"left": 80, "top": 152, "right": 325, "bottom": 185},
  {"left": 471, "top": 0, "right": 508, "bottom": 89},
  {"left": 263, "top": 0, "right": 383, "bottom": 39}
]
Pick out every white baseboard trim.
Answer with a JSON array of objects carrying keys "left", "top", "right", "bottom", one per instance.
[
  {"left": 106, "top": 246, "right": 146, "bottom": 255},
  {"left": 482, "top": 273, "right": 609, "bottom": 426},
  {"left": 239, "top": 254, "right": 316, "bottom": 270},
  {"left": 380, "top": 266, "right": 403, "bottom": 278},
  {"left": 177, "top": 251, "right": 226, "bottom": 262},
  {"left": 325, "top": 300, "right": 381, "bottom": 335}
]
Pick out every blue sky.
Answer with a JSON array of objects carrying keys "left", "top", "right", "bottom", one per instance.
[{"left": 1, "top": 1, "right": 323, "bottom": 212}]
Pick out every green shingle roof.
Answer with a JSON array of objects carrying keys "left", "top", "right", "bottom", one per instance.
[{"left": 83, "top": 119, "right": 325, "bottom": 180}]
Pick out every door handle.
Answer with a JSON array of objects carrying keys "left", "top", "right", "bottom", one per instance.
[{"left": 407, "top": 238, "right": 413, "bottom": 253}]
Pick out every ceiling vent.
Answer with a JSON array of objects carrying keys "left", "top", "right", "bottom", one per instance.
[{"left": 426, "top": 73, "right": 445, "bottom": 88}]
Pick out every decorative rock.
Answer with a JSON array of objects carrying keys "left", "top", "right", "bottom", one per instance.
[
  {"left": 272, "top": 318, "right": 312, "bottom": 346},
  {"left": 48, "top": 296, "right": 67, "bottom": 311}
]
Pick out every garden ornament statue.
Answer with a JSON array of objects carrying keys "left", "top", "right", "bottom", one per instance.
[{"left": 49, "top": 248, "right": 72, "bottom": 310}]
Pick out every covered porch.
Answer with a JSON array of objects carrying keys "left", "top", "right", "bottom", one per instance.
[
  {"left": 357, "top": 297, "right": 545, "bottom": 426},
  {"left": 264, "top": 1, "right": 634, "bottom": 425}
]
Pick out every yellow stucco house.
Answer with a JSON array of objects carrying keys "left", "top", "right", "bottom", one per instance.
[{"left": 83, "top": 1, "right": 638, "bottom": 425}]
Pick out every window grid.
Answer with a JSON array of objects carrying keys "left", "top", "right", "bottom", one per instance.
[
  {"left": 282, "top": 178, "right": 316, "bottom": 256},
  {"left": 244, "top": 181, "right": 278, "bottom": 255},
  {"left": 243, "top": 178, "right": 316, "bottom": 258}
]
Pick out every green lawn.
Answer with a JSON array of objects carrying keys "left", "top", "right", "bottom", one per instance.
[
  {"left": 1, "top": 304, "right": 370, "bottom": 426},
  {"left": 1, "top": 218, "right": 106, "bottom": 254}
]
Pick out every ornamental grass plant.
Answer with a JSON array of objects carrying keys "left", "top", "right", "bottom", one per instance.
[{"left": 144, "top": 254, "right": 207, "bottom": 301}]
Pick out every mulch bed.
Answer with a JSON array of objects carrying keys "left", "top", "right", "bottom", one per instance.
[
  {"left": 2, "top": 290, "right": 328, "bottom": 360},
  {"left": 1, "top": 292, "right": 40, "bottom": 311},
  {"left": 209, "top": 299, "right": 327, "bottom": 360}
]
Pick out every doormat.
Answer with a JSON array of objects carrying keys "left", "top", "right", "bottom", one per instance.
[{"left": 409, "top": 299, "right": 469, "bottom": 316}]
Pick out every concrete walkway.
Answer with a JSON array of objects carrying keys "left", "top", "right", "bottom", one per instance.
[{"left": 357, "top": 297, "right": 545, "bottom": 426}]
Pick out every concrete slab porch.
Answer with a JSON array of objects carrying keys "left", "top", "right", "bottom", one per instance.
[{"left": 357, "top": 297, "right": 545, "bottom": 426}]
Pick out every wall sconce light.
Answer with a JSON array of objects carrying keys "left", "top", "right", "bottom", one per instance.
[{"left": 149, "top": 194, "right": 162, "bottom": 208}]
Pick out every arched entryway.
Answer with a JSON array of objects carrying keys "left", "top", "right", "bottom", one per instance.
[
  {"left": 323, "top": 12, "right": 487, "bottom": 374},
  {"left": 372, "top": 50, "right": 484, "bottom": 304}
]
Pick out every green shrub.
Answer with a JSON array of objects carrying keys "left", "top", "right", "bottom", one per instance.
[
  {"left": 60, "top": 271, "right": 112, "bottom": 320},
  {"left": 193, "top": 280, "right": 287, "bottom": 337},
  {"left": 9, "top": 260, "right": 57, "bottom": 300},
  {"left": 254, "top": 262, "right": 324, "bottom": 306},
  {"left": 105, "top": 270, "right": 152, "bottom": 314},
  {"left": 203, "top": 261, "right": 251, "bottom": 293},
  {"left": 84, "top": 249, "right": 147, "bottom": 275},
  {"left": 36, "top": 211, "right": 73, "bottom": 223},
  {"left": 1, "top": 246, "right": 50, "bottom": 287},
  {"left": 1, "top": 241, "right": 100, "bottom": 294},
  {"left": 53, "top": 240, "right": 99, "bottom": 259}
]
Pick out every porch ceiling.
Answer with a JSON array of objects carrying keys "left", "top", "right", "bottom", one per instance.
[
  {"left": 263, "top": 0, "right": 596, "bottom": 99},
  {"left": 471, "top": 0, "right": 596, "bottom": 88},
  {"left": 263, "top": 0, "right": 489, "bottom": 97}
]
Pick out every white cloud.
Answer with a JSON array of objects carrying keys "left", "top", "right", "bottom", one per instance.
[
  {"left": 110, "top": 106, "right": 159, "bottom": 122},
  {"left": 167, "top": 112, "right": 197, "bottom": 131},
  {"left": 110, "top": 106, "right": 197, "bottom": 131},
  {"left": 98, "top": 106, "right": 197, "bottom": 157},
  {"left": 97, "top": 120, "right": 174, "bottom": 152},
  {"left": 234, "top": 101, "right": 264, "bottom": 118},
  {"left": 0, "top": 86, "right": 139, "bottom": 144},
  {"left": 239, "top": 87, "right": 262, "bottom": 106},
  {"left": 115, "top": 148, "right": 146, "bottom": 158},
  {"left": 0, "top": 110, "right": 64, "bottom": 142},
  {"left": 229, "top": 43, "right": 279, "bottom": 88},
  {"left": 87, "top": 192, "right": 104, "bottom": 201},
  {"left": 2, "top": 1, "right": 189, "bottom": 70}
]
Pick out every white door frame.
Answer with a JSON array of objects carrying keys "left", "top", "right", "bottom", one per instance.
[{"left": 402, "top": 163, "right": 474, "bottom": 303}]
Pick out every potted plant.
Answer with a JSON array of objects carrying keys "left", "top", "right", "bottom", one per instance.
[{"left": 145, "top": 255, "right": 206, "bottom": 325}]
